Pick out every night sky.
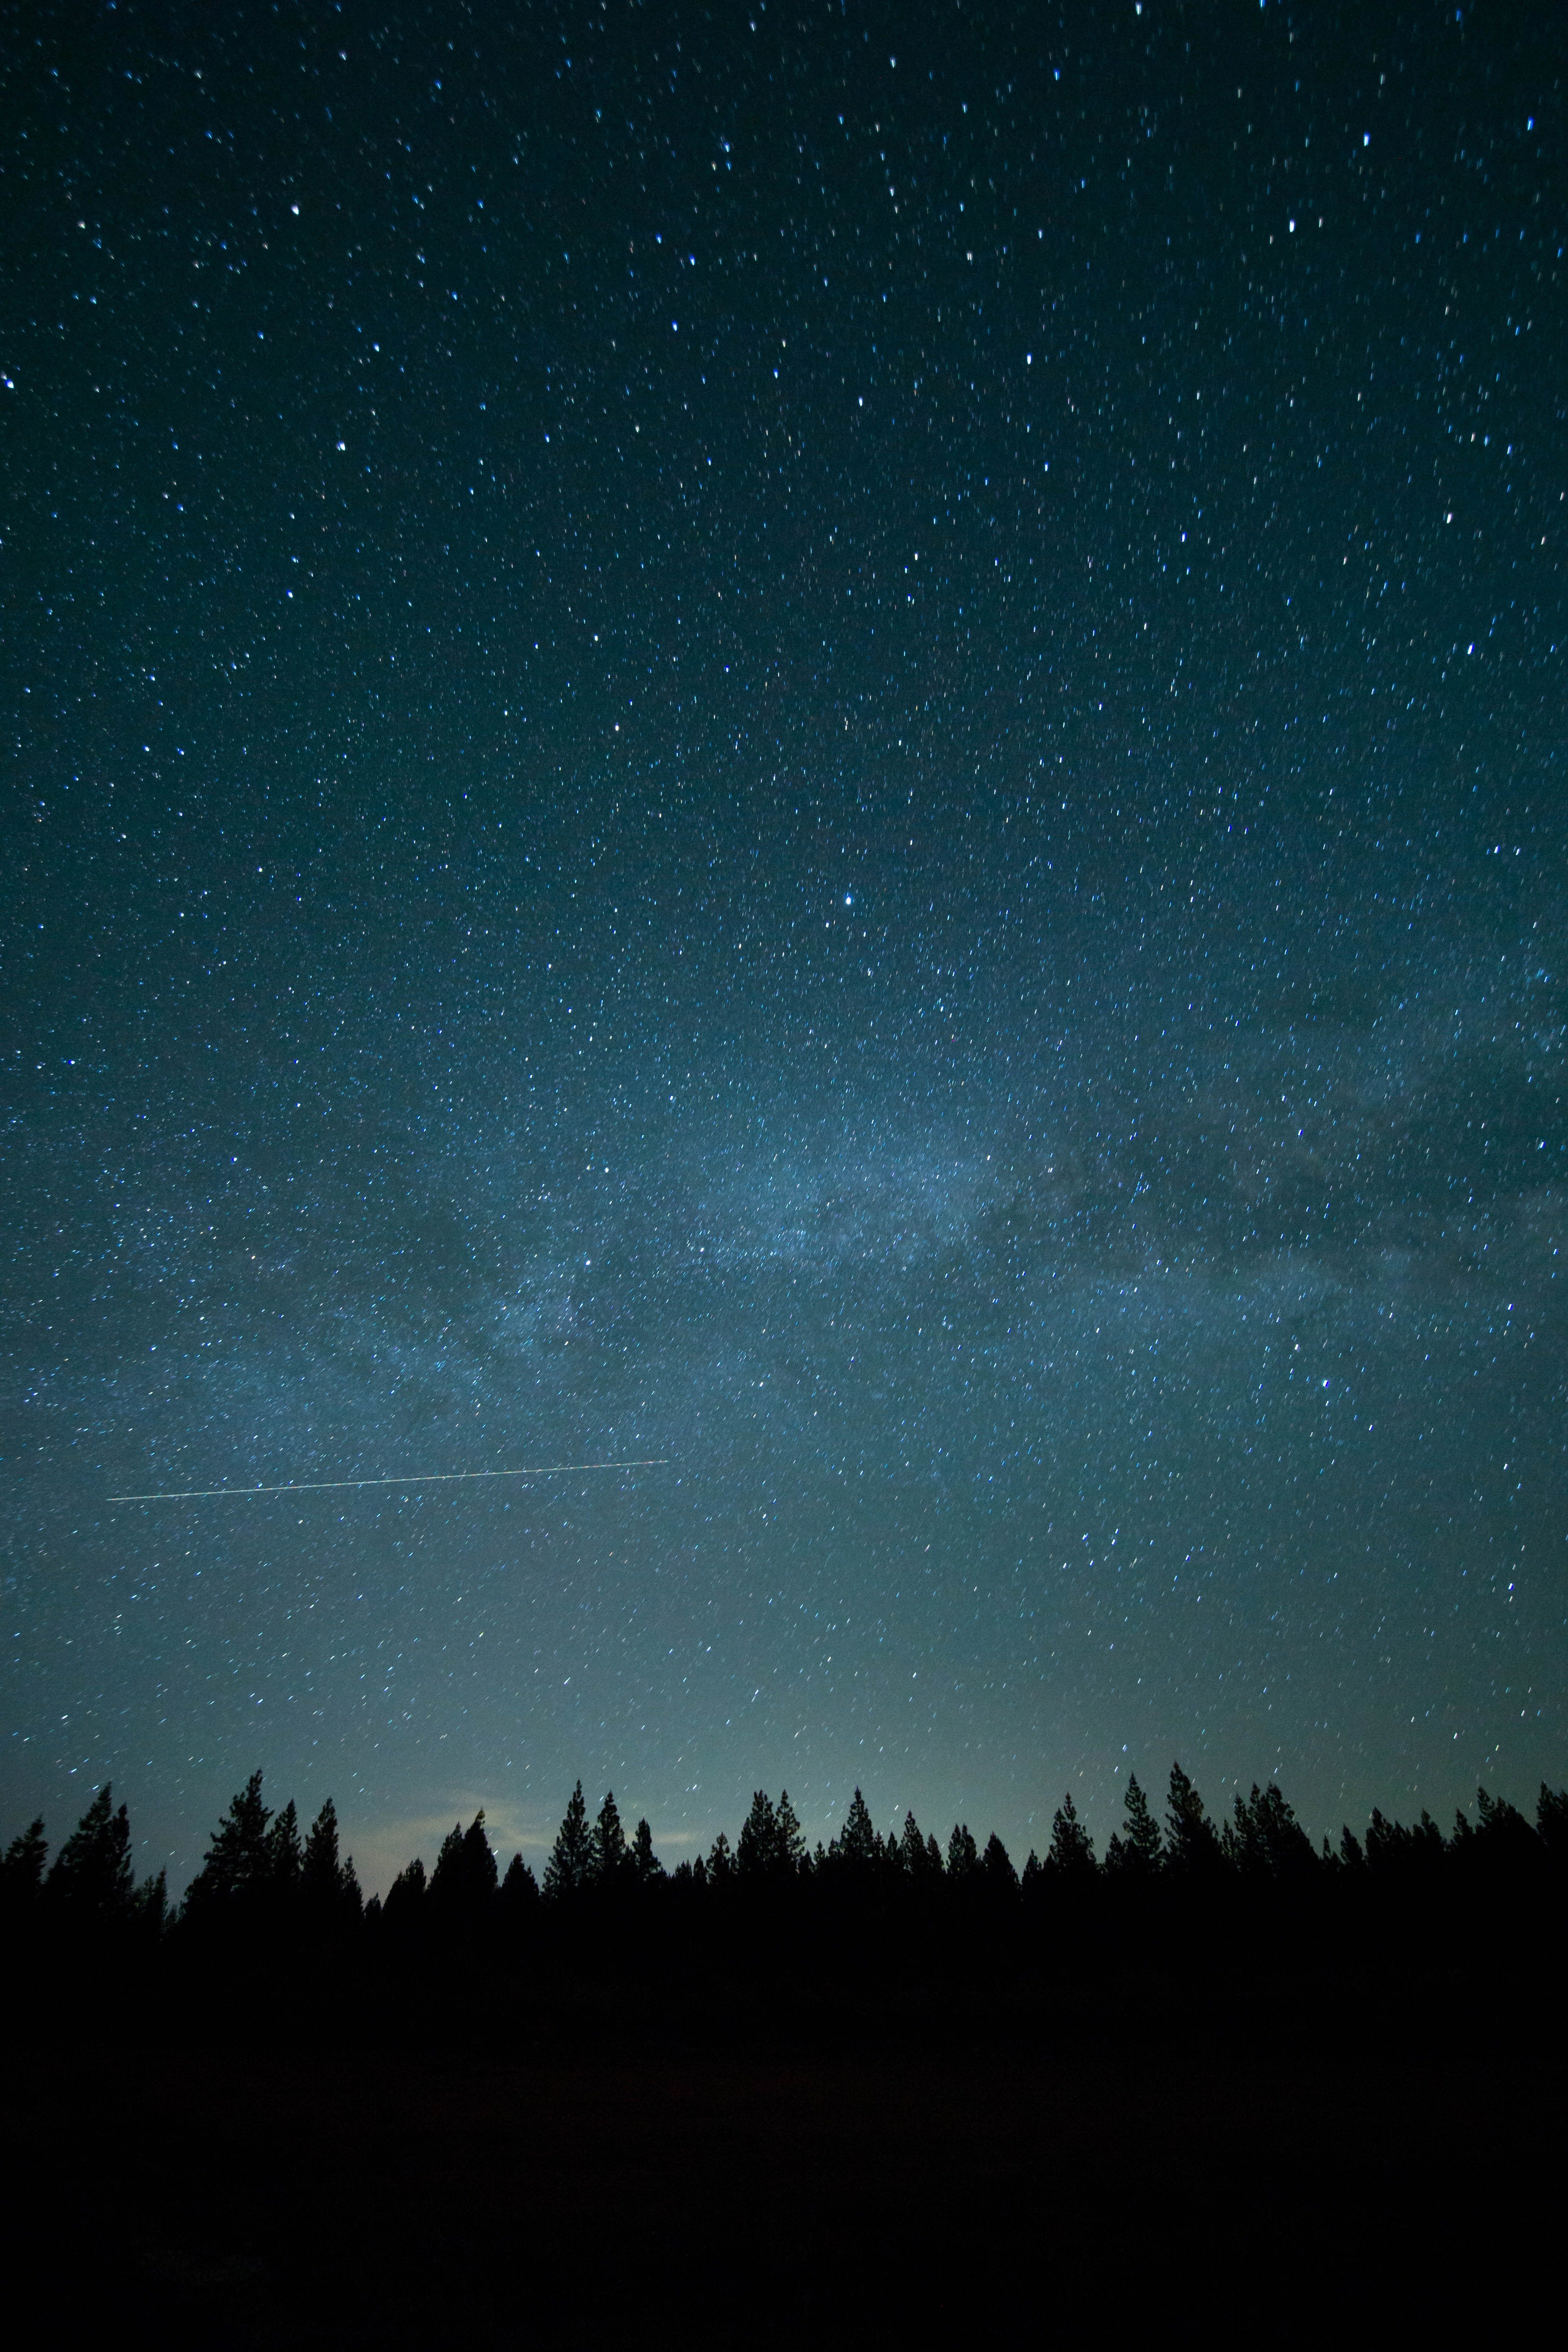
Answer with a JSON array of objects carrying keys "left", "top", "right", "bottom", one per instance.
[{"left": 4, "top": 1, "right": 1564, "bottom": 1895}]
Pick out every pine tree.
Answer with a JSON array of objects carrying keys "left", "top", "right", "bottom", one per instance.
[
  {"left": 500, "top": 1852, "right": 540, "bottom": 1921},
  {"left": 900, "top": 1811, "right": 932, "bottom": 1876},
  {"left": 1165, "top": 1763, "right": 1224, "bottom": 1877},
  {"left": 47, "top": 1785, "right": 135, "bottom": 1919},
  {"left": 1105, "top": 1774, "right": 1163, "bottom": 1876},
  {"left": 430, "top": 1822, "right": 466, "bottom": 1904},
  {"left": 185, "top": 1771, "right": 272, "bottom": 1914},
  {"left": 707, "top": 1831, "right": 734, "bottom": 1884},
  {"left": 134, "top": 1868, "right": 169, "bottom": 1937},
  {"left": 925, "top": 1832, "right": 944, "bottom": 1875},
  {"left": 1, "top": 1818, "right": 47, "bottom": 1910},
  {"left": 301, "top": 1798, "right": 345, "bottom": 1909},
  {"left": 737, "top": 1790, "right": 778, "bottom": 1878},
  {"left": 1047, "top": 1791, "right": 1096, "bottom": 1880},
  {"left": 630, "top": 1818, "right": 662, "bottom": 1882},
  {"left": 592, "top": 1790, "right": 629, "bottom": 1884},
  {"left": 543, "top": 1781, "right": 593, "bottom": 1900},
  {"left": 947, "top": 1824, "right": 980, "bottom": 1879},
  {"left": 776, "top": 1790, "right": 806, "bottom": 1876},
  {"left": 432, "top": 1813, "right": 498, "bottom": 1916},
  {"left": 836, "top": 1789, "right": 878, "bottom": 1872},
  {"left": 384, "top": 1855, "right": 427, "bottom": 1927},
  {"left": 1226, "top": 1782, "right": 1317, "bottom": 1880},
  {"left": 461, "top": 1811, "right": 499, "bottom": 1904},
  {"left": 1538, "top": 1784, "right": 1568, "bottom": 1864},
  {"left": 266, "top": 1799, "right": 303, "bottom": 1895},
  {"left": 982, "top": 1831, "right": 1019, "bottom": 1892}
]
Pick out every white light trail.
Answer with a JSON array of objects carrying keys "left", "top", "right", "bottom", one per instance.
[{"left": 108, "top": 1459, "right": 669, "bottom": 1503}]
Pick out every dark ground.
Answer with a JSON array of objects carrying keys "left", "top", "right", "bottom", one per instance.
[{"left": 5, "top": 1968, "right": 1561, "bottom": 2343}]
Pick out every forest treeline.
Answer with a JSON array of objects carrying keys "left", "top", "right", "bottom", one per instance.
[{"left": 5, "top": 1764, "right": 1565, "bottom": 1986}]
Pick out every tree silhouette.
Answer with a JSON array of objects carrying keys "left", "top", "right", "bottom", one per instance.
[
  {"left": 1165, "top": 1764, "right": 1224, "bottom": 1878},
  {"left": 185, "top": 1771, "right": 272, "bottom": 1915},
  {"left": 900, "top": 1810, "right": 937, "bottom": 1877},
  {"left": 544, "top": 1782, "right": 593, "bottom": 1901},
  {"left": 1047, "top": 1791, "right": 1096, "bottom": 1881},
  {"left": 432, "top": 1811, "right": 499, "bottom": 1918},
  {"left": 707, "top": 1831, "right": 734, "bottom": 1885},
  {"left": 384, "top": 1855, "right": 427, "bottom": 1927},
  {"left": 1224, "top": 1784, "right": 1319, "bottom": 1881},
  {"left": 461, "top": 1812, "right": 498, "bottom": 1902},
  {"left": 737, "top": 1790, "right": 779, "bottom": 1878},
  {"left": 982, "top": 1831, "right": 1019, "bottom": 1893},
  {"left": 833, "top": 1789, "right": 878, "bottom": 1876},
  {"left": 46, "top": 1785, "right": 135, "bottom": 1921},
  {"left": 1, "top": 1818, "right": 47, "bottom": 1911},
  {"left": 1105, "top": 1774, "right": 1163, "bottom": 1876},
  {"left": 500, "top": 1852, "right": 540, "bottom": 1922},
  {"left": 1539, "top": 1784, "right": 1568, "bottom": 1864},
  {"left": 301, "top": 1798, "right": 356, "bottom": 1920},
  {"left": 776, "top": 1791, "right": 806, "bottom": 1875},
  {"left": 947, "top": 1824, "right": 980, "bottom": 1880},
  {"left": 134, "top": 1868, "right": 169, "bottom": 1937},
  {"left": 266, "top": 1799, "right": 303, "bottom": 1895},
  {"left": 592, "top": 1790, "right": 629, "bottom": 1885},
  {"left": 630, "top": 1818, "right": 662, "bottom": 1882}
]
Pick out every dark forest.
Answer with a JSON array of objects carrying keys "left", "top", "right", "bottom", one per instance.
[
  {"left": 9, "top": 1761, "right": 1566, "bottom": 1990},
  {"left": 7, "top": 1764, "right": 1564, "bottom": 2339}
]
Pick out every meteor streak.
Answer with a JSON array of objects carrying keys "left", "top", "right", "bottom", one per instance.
[{"left": 108, "top": 1459, "right": 669, "bottom": 1503}]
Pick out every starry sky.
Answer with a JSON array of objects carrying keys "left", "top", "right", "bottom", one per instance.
[{"left": 3, "top": 0, "right": 1564, "bottom": 1893}]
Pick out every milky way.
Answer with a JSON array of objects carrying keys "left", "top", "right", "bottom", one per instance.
[{"left": 3, "top": 3, "right": 1563, "bottom": 1890}]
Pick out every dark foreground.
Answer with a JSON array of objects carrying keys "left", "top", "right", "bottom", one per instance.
[{"left": 8, "top": 1969, "right": 1562, "bottom": 2345}]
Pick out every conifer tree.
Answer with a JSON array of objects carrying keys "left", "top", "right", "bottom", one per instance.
[
  {"left": 982, "top": 1831, "right": 1019, "bottom": 1891},
  {"left": 925, "top": 1832, "right": 944, "bottom": 1875},
  {"left": 301, "top": 1798, "right": 345, "bottom": 1907},
  {"left": 836, "top": 1789, "right": 877, "bottom": 1871},
  {"left": 1538, "top": 1784, "right": 1568, "bottom": 1864},
  {"left": 544, "top": 1781, "right": 593, "bottom": 1900},
  {"left": 737, "top": 1790, "right": 779, "bottom": 1878},
  {"left": 947, "top": 1823, "right": 980, "bottom": 1878},
  {"left": 1225, "top": 1782, "right": 1317, "bottom": 1880},
  {"left": 592, "top": 1790, "right": 629, "bottom": 1884},
  {"left": 47, "top": 1785, "right": 135, "bottom": 1919},
  {"left": 1047, "top": 1792, "right": 1096, "bottom": 1880},
  {"left": 900, "top": 1811, "right": 932, "bottom": 1876},
  {"left": 185, "top": 1771, "right": 272, "bottom": 1913},
  {"left": 430, "top": 1822, "right": 466, "bottom": 1902},
  {"left": 385, "top": 1855, "right": 427, "bottom": 1926},
  {"left": 134, "top": 1868, "right": 169, "bottom": 1936},
  {"left": 1105, "top": 1774, "right": 1163, "bottom": 1876},
  {"left": 432, "top": 1812, "right": 498, "bottom": 1916},
  {"left": 266, "top": 1799, "right": 303, "bottom": 1894},
  {"left": 1, "top": 1818, "right": 47, "bottom": 1909},
  {"left": 776, "top": 1790, "right": 806, "bottom": 1876},
  {"left": 461, "top": 1811, "right": 499, "bottom": 1904},
  {"left": 1165, "top": 1763, "right": 1223, "bottom": 1877},
  {"left": 500, "top": 1852, "right": 540, "bottom": 1919},
  {"left": 630, "top": 1818, "right": 662, "bottom": 1882}
]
